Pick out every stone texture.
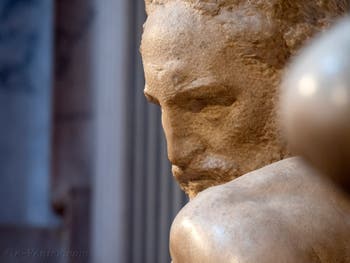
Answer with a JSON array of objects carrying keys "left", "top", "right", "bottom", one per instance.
[
  {"left": 141, "top": 0, "right": 350, "bottom": 262},
  {"left": 171, "top": 158, "right": 350, "bottom": 263},
  {"left": 141, "top": 0, "right": 348, "bottom": 198}
]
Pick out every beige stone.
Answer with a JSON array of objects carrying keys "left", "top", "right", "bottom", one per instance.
[
  {"left": 141, "top": 0, "right": 348, "bottom": 198},
  {"left": 171, "top": 158, "right": 350, "bottom": 262},
  {"left": 141, "top": 0, "right": 350, "bottom": 262}
]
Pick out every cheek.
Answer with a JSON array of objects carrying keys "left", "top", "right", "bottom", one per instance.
[
  {"left": 200, "top": 100, "right": 263, "bottom": 152},
  {"left": 161, "top": 105, "right": 233, "bottom": 144},
  {"left": 217, "top": 105, "right": 246, "bottom": 146},
  {"left": 201, "top": 105, "right": 232, "bottom": 124},
  {"left": 193, "top": 105, "right": 241, "bottom": 148}
]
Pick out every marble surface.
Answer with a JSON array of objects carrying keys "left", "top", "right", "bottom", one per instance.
[{"left": 282, "top": 17, "right": 350, "bottom": 191}]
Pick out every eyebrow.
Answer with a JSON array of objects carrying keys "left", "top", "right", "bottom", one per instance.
[
  {"left": 144, "top": 75, "right": 231, "bottom": 103},
  {"left": 173, "top": 77, "right": 229, "bottom": 97},
  {"left": 183, "top": 77, "right": 219, "bottom": 90}
]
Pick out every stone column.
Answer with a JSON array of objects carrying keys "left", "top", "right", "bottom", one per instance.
[
  {"left": 51, "top": 0, "right": 94, "bottom": 210},
  {"left": 91, "top": 0, "right": 187, "bottom": 262}
]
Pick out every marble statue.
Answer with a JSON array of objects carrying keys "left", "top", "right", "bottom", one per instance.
[{"left": 141, "top": 0, "right": 350, "bottom": 262}]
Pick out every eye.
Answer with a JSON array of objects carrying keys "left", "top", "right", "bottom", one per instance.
[
  {"left": 183, "top": 95, "right": 236, "bottom": 113},
  {"left": 187, "top": 98, "right": 207, "bottom": 113}
]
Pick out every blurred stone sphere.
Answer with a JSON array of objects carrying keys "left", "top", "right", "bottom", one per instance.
[{"left": 281, "top": 17, "right": 350, "bottom": 191}]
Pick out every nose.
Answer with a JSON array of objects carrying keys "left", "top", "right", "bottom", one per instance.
[{"left": 161, "top": 106, "right": 206, "bottom": 168}]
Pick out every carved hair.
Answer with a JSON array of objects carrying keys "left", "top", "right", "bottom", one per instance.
[{"left": 145, "top": 0, "right": 349, "bottom": 59}]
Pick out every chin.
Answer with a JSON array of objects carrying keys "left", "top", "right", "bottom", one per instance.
[
  {"left": 172, "top": 151, "right": 290, "bottom": 198},
  {"left": 179, "top": 179, "right": 220, "bottom": 200},
  {"left": 173, "top": 166, "right": 239, "bottom": 199}
]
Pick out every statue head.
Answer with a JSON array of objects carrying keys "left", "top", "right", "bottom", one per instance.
[{"left": 141, "top": 0, "right": 348, "bottom": 198}]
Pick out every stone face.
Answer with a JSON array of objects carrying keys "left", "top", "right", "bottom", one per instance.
[
  {"left": 141, "top": 0, "right": 348, "bottom": 198},
  {"left": 141, "top": 1, "right": 350, "bottom": 262}
]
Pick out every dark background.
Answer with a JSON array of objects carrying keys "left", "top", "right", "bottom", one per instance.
[{"left": 0, "top": 0, "right": 187, "bottom": 262}]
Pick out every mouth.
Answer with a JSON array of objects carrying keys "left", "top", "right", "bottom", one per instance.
[{"left": 171, "top": 156, "right": 239, "bottom": 198}]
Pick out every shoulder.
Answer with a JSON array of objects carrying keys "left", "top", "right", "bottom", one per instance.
[{"left": 170, "top": 157, "right": 350, "bottom": 263}]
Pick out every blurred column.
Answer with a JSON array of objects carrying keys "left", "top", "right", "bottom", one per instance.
[
  {"left": 52, "top": 0, "right": 94, "bottom": 212},
  {"left": 91, "top": 0, "right": 133, "bottom": 262},
  {"left": 0, "top": 0, "right": 55, "bottom": 225},
  {"left": 130, "top": 1, "right": 187, "bottom": 263},
  {"left": 91, "top": 0, "right": 187, "bottom": 262},
  {"left": 52, "top": 0, "right": 95, "bottom": 262}
]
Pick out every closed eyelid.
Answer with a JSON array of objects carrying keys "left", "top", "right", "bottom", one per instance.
[
  {"left": 171, "top": 84, "right": 237, "bottom": 113},
  {"left": 173, "top": 84, "right": 235, "bottom": 100}
]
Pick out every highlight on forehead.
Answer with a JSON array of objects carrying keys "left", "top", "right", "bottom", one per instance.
[
  {"left": 145, "top": 0, "right": 349, "bottom": 16},
  {"left": 143, "top": 0, "right": 349, "bottom": 68},
  {"left": 145, "top": 0, "right": 240, "bottom": 15}
]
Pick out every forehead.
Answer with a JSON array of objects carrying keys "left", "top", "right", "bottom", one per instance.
[
  {"left": 142, "top": 3, "right": 217, "bottom": 62},
  {"left": 145, "top": 0, "right": 279, "bottom": 11},
  {"left": 141, "top": 2, "right": 224, "bottom": 93},
  {"left": 141, "top": 1, "right": 278, "bottom": 99},
  {"left": 141, "top": 1, "right": 272, "bottom": 63}
]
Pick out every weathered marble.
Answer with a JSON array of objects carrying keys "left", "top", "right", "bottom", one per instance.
[
  {"left": 142, "top": 0, "right": 348, "bottom": 198},
  {"left": 171, "top": 157, "right": 350, "bottom": 263},
  {"left": 141, "top": 0, "right": 350, "bottom": 262}
]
